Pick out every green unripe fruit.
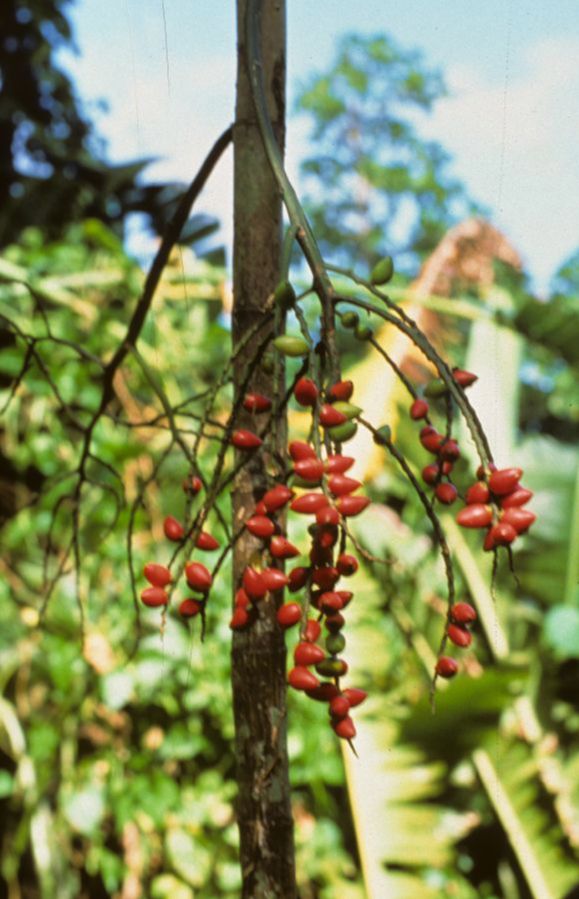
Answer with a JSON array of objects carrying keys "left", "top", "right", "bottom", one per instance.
[
  {"left": 316, "top": 657, "right": 348, "bottom": 677},
  {"left": 273, "top": 335, "right": 310, "bottom": 357},
  {"left": 354, "top": 324, "right": 373, "bottom": 341},
  {"left": 340, "top": 311, "right": 359, "bottom": 329},
  {"left": 328, "top": 420, "right": 358, "bottom": 442},
  {"left": 373, "top": 424, "right": 391, "bottom": 446},
  {"left": 332, "top": 401, "right": 363, "bottom": 421},
  {"left": 261, "top": 352, "right": 275, "bottom": 374},
  {"left": 274, "top": 280, "right": 296, "bottom": 309},
  {"left": 326, "top": 633, "right": 346, "bottom": 655},
  {"left": 370, "top": 255, "right": 394, "bottom": 285},
  {"left": 424, "top": 378, "right": 448, "bottom": 398}
]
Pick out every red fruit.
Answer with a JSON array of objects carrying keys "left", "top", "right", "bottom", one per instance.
[
  {"left": 303, "top": 619, "right": 322, "bottom": 643},
  {"left": 435, "top": 483, "right": 458, "bottom": 505},
  {"left": 288, "top": 566, "right": 310, "bottom": 592},
  {"left": 182, "top": 475, "right": 203, "bottom": 495},
  {"left": 316, "top": 506, "right": 341, "bottom": 526},
  {"left": 456, "top": 504, "right": 493, "bottom": 529},
  {"left": 294, "top": 377, "right": 319, "bottom": 407},
  {"left": 294, "top": 458, "right": 325, "bottom": 482},
  {"left": 255, "top": 501, "right": 267, "bottom": 515},
  {"left": 290, "top": 492, "right": 329, "bottom": 514},
  {"left": 328, "top": 474, "right": 361, "bottom": 497},
  {"left": 466, "top": 482, "right": 490, "bottom": 504},
  {"left": 310, "top": 543, "right": 334, "bottom": 566},
  {"left": 270, "top": 535, "right": 300, "bottom": 559},
  {"left": 320, "top": 404, "right": 348, "bottom": 427},
  {"left": 336, "top": 495, "right": 370, "bottom": 517},
  {"left": 325, "top": 455, "right": 355, "bottom": 474},
  {"left": 294, "top": 642, "right": 325, "bottom": 666},
  {"left": 327, "top": 380, "right": 354, "bottom": 402},
  {"left": 261, "top": 568, "right": 289, "bottom": 592},
  {"left": 319, "top": 591, "right": 344, "bottom": 613},
  {"left": 447, "top": 623, "right": 472, "bottom": 648},
  {"left": 232, "top": 429, "right": 263, "bottom": 450},
  {"left": 143, "top": 563, "right": 172, "bottom": 588},
  {"left": 140, "top": 586, "right": 168, "bottom": 608},
  {"left": 234, "top": 588, "right": 250, "bottom": 609},
  {"left": 305, "top": 682, "right": 339, "bottom": 702},
  {"left": 452, "top": 369, "right": 478, "bottom": 388},
  {"left": 262, "top": 485, "right": 294, "bottom": 512},
  {"left": 179, "top": 598, "right": 203, "bottom": 618},
  {"left": 277, "top": 603, "right": 302, "bottom": 629},
  {"left": 325, "top": 613, "right": 346, "bottom": 632},
  {"left": 230, "top": 607, "right": 251, "bottom": 630},
  {"left": 439, "top": 439, "right": 460, "bottom": 462},
  {"left": 337, "top": 553, "right": 358, "bottom": 576},
  {"left": 420, "top": 426, "right": 444, "bottom": 454},
  {"left": 336, "top": 590, "right": 353, "bottom": 608},
  {"left": 329, "top": 695, "right": 351, "bottom": 718},
  {"left": 422, "top": 464, "right": 440, "bottom": 486},
  {"left": 450, "top": 602, "right": 477, "bottom": 625},
  {"left": 185, "top": 562, "right": 212, "bottom": 593},
  {"left": 289, "top": 440, "right": 317, "bottom": 462},
  {"left": 435, "top": 656, "right": 458, "bottom": 679},
  {"left": 243, "top": 392, "right": 272, "bottom": 413},
  {"left": 489, "top": 521, "right": 517, "bottom": 546},
  {"left": 288, "top": 667, "right": 320, "bottom": 691},
  {"left": 483, "top": 528, "right": 495, "bottom": 552},
  {"left": 163, "top": 516, "right": 184, "bottom": 542},
  {"left": 410, "top": 398, "right": 429, "bottom": 420},
  {"left": 500, "top": 487, "right": 533, "bottom": 508},
  {"left": 342, "top": 688, "right": 367, "bottom": 708},
  {"left": 313, "top": 568, "right": 340, "bottom": 590},
  {"left": 332, "top": 716, "right": 356, "bottom": 740},
  {"left": 246, "top": 515, "right": 275, "bottom": 539},
  {"left": 500, "top": 508, "right": 536, "bottom": 534},
  {"left": 195, "top": 531, "right": 220, "bottom": 551},
  {"left": 316, "top": 525, "right": 338, "bottom": 549},
  {"left": 488, "top": 467, "right": 523, "bottom": 496},
  {"left": 242, "top": 566, "right": 267, "bottom": 600}
]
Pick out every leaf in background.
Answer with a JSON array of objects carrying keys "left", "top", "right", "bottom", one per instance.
[{"left": 543, "top": 606, "right": 579, "bottom": 660}]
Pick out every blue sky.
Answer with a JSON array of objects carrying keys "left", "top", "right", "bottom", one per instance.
[{"left": 65, "top": 1, "right": 579, "bottom": 294}]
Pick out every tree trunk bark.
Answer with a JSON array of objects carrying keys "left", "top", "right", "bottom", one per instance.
[{"left": 231, "top": 1, "right": 297, "bottom": 897}]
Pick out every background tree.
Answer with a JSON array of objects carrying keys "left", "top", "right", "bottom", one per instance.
[
  {"left": 296, "top": 33, "right": 477, "bottom": 271},
  {"left": 0, "top": 0, "right": 203, "bottom": 248}
]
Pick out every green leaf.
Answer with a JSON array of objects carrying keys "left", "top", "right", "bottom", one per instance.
[{"left": 543, "top": 606, "right": 579, "bottom": 659}]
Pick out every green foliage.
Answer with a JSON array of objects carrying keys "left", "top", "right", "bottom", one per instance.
[{"left": 296, "top": 33, "right": 476, "bottom": 270}]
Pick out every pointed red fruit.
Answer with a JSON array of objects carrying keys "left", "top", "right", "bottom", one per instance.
[
  {"left": 143, "top": 563, "right": 172, "bottom": 588},
  {"left": 500, "top": 507, "right": 536, "bottom": 534},
  {"left": 328, "top": 474, "right": 361, "bottom": 497},
  {"left": 163, "top": 516, "right": 184, "bottom": 542},
  {"left": 342, "top": 688, "right": 367, "bottom": 708},
  {"left": 277, "top": 603, "right": 302, "bottom": 629},
  {"left": 447, "top": 623, "right": 472, "bottom": 648},
  {"left": 319, "top": 591, "right": 344, "bottom": 614},
  {"left": 325, "top": 454, "right": 355, "bottom": 474},
  {"left": 336, "top": 495, "right": 370, "bottom": 517},
  {"left": 453, "top": 369, "right": 478, "bottom": 388},
  {"left": 182, "top": 475, "right": 203, "bottom": 495},
  {"left": 230, "top": 607, "right": 251, "bottom": 630},
  {"left": 294, "top": 377, "right": 319, "bottom": 407},
  {"left": 313, "top": 568, "right": 340, "bottom": 590},
  {"left": 327, "top": 380, "right": 354, "bottom": 402},
  {"left": 410, "top": 398, "right": 429, "bottom": 420},
  {"left": 293, "top": 458, "right": 324, "bottom": 483},
  {"left": 232, "top": 429, "right": 262, "bottom": 450},
  {"left": 489, "top": 521, "right": 518, "bottom": 546},
  {"left": 435, "top": 656, "right": 459, "bottom": 679},
  {"left": 179, "top": 598, "right": 203, "bottom": 618},
  {"left": 456, "top": 504, "right": 493, "bottom": 529},
  {"left": 320, "top": 404, "right": 348, "bottom": 427},
  {"left": 450, "top": 602, "right": 477, "bottom": 625},
  {"left": 329, "top": 696, "right": 351, "bottom": 719},
  {"left": 243, "top": 392, "right": 272, "bottom": 413},
  {"left": 420, "top": 426, "right": 444, "bottom": 454},
  {"left": 439, "top": 439, "right": 460, "bottom": 462},
  {"left": 288, "top": 566, "right": 310, "bottom": 592},
  {"left": 242, "top": 566, "right": 267, "bottom": 600},
  {"left": 234, "top": 588, "right": 250, "bottom": 609},
  {"left": 288, "top": 667, "right": 320, "bottom": 691},
  {"left": 185, "top": 562, "right": 212, "bottom": 593},
  {"left": 303, "top": 619, "right": 322, "bottom": 643},
  {"left": 270, "top": 535, "right": 300, "bottom": 559},
  {"left": 140, "top": 586, "right": 168, "bottom": 608},
  {"left": 294, "top": 642, "right": 325, "bottom": 666},
  {"left": 435, "top": 483, "right": 458, "bottom": 505},
  {"left": 290, "top": 493, "right": 330, "bottom": 514},
  {"left": 305, "top": 682, "right": 340, "bottom": 702},
  {"left": 262, "top": 485, "right": 294, "bottom": 513},
  {"left": 466, "top": 482, "right": 490, "bottom": 504},
  {"left": 488, "top": 467, "right": 523, "bottom": 496},
  {"left": 195, "top": 531, "right": 220, "bottom": 551},
  {"left": 316, "top": 506, "right": 341, "bottom": 527},
  {"left": 288, "top": 440, "right": 317, "bottom": 462},
  {"left": 336, "top": 553, "right": 358, "bottom": 576},
  {"left": 332, "top": 716, "right": 356, "bottom": 740},
  {"left": 246, "top": 515, "right": 275, "bottom": 539},
  {"left": 500, "top": 487, "right": 533, "bottom": 508}
]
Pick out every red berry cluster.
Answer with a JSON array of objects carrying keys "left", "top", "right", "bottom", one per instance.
[
  {"left": 456, "top": 465, "right": 535, "bottom": 550},
  {"left": 140, "top": 475, "right": 221, "bottom": 619},
  {"left": 435, "top": 601, "right": 477, "bottom": 680},
  {"left": 410, "top": 369, "right": 478, "bottom": 507},
  {"left": 230, "top": 377, "right": 369, "bottom": 741}
]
